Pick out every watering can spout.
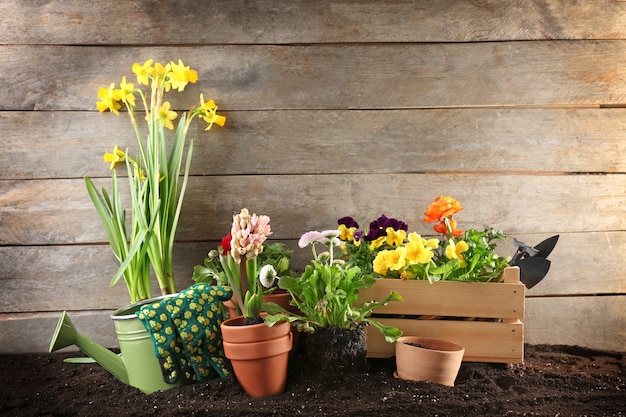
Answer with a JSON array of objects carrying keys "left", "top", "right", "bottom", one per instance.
[{"left": 49, "top": 311, "right": 129, "bottom": 385}]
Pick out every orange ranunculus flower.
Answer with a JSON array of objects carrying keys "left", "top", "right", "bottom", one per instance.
[
  {"left": 433, "top": 219, "right": 464, "bottom": 237},
  {"left": 423, "top": 196, "right": 463, "bottom": 223}
]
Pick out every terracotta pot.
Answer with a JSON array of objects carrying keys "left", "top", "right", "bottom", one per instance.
[
  {"left": 223, "top": 291, "right": 297, "bottom": 319},
  {"left": 220, "top": 315, "right": 292, "bottom": 397},
  {"left": 224, "top": 291, "right": 301, "bottom": 356},
  {"left": 395, "top": 336, "right": 465, "bottom": 387}
]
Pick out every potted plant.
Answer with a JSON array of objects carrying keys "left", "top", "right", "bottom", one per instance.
[
  {"left": 50, "top": 59, "right": 226, "bottom": 394},
  {"left": 193, "top": 236, "right": 297, "bottom": 318},
  {"left": 337, "top": 195, "right": 510, "bottom": 283},
  {"left": 217, "top": 208, "right": 293, "bottom": 397},
  {"left": 338, "top": 196, "right": 529, "bottom": 363},
  {"left": 264, "top": 230, "right": 403, "bottom": 371},
  {"left": 86, "top": 58, "right": 225, "bottom": 302}
]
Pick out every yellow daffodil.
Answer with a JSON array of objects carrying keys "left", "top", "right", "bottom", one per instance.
[
  {"left": 119, "top": 76, "right": 136, "bottom": 107},
  {"left": 158, "top": 101, "right": 177, "bottom": 130},
  {"left": 154, "top": 62, "right": 170, "bottom": 90},
  {"left": 96, "top": 83, "right": 122, "bottom": 114},
  {"left": 132, "top": 59, "right": 154, "bottom": 85},
  {"left": 198, "top": 95, "right": 226, "bottom": 130},
  {"left": 169, "top": 59, "right": 198, "bottom": 92},
  {"left": 89, "top": 58, "right": 225, "bottom": 304},
  {"left": 103, "top": 145, "right": 126, "bottom": 170},
  {"left": 446, "top": 239, "right": 469, "bottom": 266},
  {"left": 133, "top": 166, "right": 147, "bottom": 182}
]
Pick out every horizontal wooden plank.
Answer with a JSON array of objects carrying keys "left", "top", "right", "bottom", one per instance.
[
  {"left": 522, "top": 232, "right": 626, "bottom": 297},
  {"left": 358, "top": 270, "right": 525, "bottom": 319},
  {"left": 2, "top": 0, "right": 625, "bottom": 45},
  {"left": 0, "top": 311, "right": 120, "bottom": 354},
  {"left": 525, "top": 295, "right": 626, "bottom": 352},
  {"left": 2, "top": 42, "right": 626, "bottom": 111},
  {"left": 364, "top": 318, "right": 524, "bottom": 363},
  {"left": 0, "top": 243, "right": 212, "bottom": 313},
  {"left": 4, "top": 107, "right": 626, "bottom": 180},
  {"left": 1, "top": 231, "right": 624, "bottom": 313},
  {"left": 1, "top": 174, "right": 625, "bottom": 246}
]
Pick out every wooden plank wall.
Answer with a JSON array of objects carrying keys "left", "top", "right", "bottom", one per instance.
[{"left": 1, "top": 0, "right": 625, "bottom": 354}]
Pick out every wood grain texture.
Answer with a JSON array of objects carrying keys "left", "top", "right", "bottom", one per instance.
[
  {"left": 2, "top": 0, "right": 625, "bottom": 45},
  {"left": 525, "top": 296, "right": 626, "bottom": 352},
  {"left": 2, "top": 42, "right": 626, "bottom": 111},
  {"left": 4, "top": 108, "right": 626, "bottom": 180},
  {"left": 2, "top": 174, "right": 625, "bottom": 246},
  {"left": 357, "top": 271, "right": 525, "bottom": 319}
]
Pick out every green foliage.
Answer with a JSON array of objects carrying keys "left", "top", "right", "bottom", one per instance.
[
  {"left": 264, "top": 261, "right": 403, "bottom": 343},
  {"left": 192, "top": 242, "right": 295, "bottom": 286}
]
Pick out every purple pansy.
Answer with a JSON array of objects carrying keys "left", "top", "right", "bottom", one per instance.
[{"left": 364, "top": 214, "right": 408, "bottom": 241}]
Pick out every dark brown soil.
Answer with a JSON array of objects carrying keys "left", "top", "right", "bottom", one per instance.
[{"left": 1, "top": 344, "right": 624, "bottom": 417}]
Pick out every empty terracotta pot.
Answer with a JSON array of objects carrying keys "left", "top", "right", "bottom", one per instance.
[{"left": 395, "top": 336, "right": 465, "bottom": 387}]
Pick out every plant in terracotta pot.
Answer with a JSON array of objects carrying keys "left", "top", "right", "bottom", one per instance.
[
  {"left": 217, "top": 208, "right": 293, "bottom": 397},
  {"left": 264, "top": 230, "right": 403, "bottom": 371},
  {"left": 193, "top": 237, "right": 296, "bottom": 318},
  {"left": 50, "top": 58, "right": 226, "bottom": 394}
]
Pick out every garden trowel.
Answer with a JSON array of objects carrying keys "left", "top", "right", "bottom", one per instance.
[{"left": 509, "top": 235, "right": 559, "bottom": 289}]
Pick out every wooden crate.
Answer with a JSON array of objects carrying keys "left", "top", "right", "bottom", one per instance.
[{"left": 358, "top": 266, "right": 524, "bottom": 363}]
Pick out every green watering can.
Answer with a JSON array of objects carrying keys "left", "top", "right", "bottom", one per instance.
[{"left": 49, "top": 295, "right": 183, "bottom": 394}]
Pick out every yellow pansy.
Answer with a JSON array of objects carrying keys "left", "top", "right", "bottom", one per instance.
[
  {"left": 338, "top": 224, "right": 357, "bottom": 241},
  {"left": 446, "top": 240, "right": 469, "bottom": 266},
  {"left": 404, "top": 233, "right": 435, "bottom": 265},
  {"left": 159, "top": 101, "right": 177, "bottom": 130},
  {"left": 373, "top": 248, "right": 406, "bottom": 275},
  {"left": 386, "top": 227, "right": 406, "bottom": 247},
  {"left": 369, "top": 236, "right": 386, "bottom": 251}
]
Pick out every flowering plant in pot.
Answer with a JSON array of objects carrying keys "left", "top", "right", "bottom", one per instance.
[
  {"left": 216, "top": 208, "right": 293, "bottom": 397},
  {"left": 264, "top": 230, "right": 403, "bottom": 371},
  {"left": 193, "top": 235, "right": 297, "bottom": 318},
  {"left": 85, "top": 58, "right": 225, "bottom": 303},
  {"left": 50, "top": 59, "right": 226, "bottom": 394},
  {"left": 337, "top": 196, "right": 511, "bottom": 283}
]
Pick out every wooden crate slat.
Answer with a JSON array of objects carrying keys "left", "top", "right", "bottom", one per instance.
[
  {"left": 3, "top": 174, "right": 626, "bottom": 246},
  {"left": 359, "top": 273, "right": 524, "bottom": 319},
  {"left": 365, "top": 319, "right": 524, "bottom": 363}
]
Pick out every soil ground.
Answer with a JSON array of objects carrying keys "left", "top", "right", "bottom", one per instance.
[{"left": 1, "top": 343, "right": 624, "bottom": 417}]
